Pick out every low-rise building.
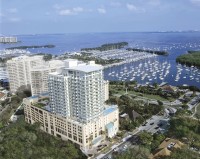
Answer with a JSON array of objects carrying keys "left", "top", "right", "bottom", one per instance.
[
  {"left": 23, "top": 96, "right": 119, "bottom": 150},
  {"left": 149, "top": 138, "right": 184, "bottom": 159}
]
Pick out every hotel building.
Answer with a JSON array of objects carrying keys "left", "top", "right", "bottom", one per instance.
[
  {"left": 0, "top": 37, "right": 17, "bottom": 43},
  {"left": 23, "top": 59, "right": 119, "bottom": 150},
  {"left": 7, "top": 56, "right": 64, "bottom": 95}
]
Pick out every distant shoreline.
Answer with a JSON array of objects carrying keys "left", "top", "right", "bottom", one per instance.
[{"left": 6, "top": 44, "right": 55, "bottom": 50}]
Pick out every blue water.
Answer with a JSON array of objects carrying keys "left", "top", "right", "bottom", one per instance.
[{"left": 0, "top": 32, "right": 200, "bottom": 88}]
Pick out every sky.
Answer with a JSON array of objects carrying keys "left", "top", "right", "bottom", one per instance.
[{"left": 0, "top": 0, "right": 200, "bottom": 35}]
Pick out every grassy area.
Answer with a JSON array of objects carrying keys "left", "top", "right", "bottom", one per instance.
[
  {"left": 110, "top": 86, "right": 174, "bottom": 102},
  {"left": 33, "top": 102, "right": 46, "bottom": 108},
  {"left": 194, "top": 104, "right": 200, "bottom": 119}
]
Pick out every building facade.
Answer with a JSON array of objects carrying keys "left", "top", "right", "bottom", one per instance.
[
  {"left": 24, "top": 97, "right": 118, "bottom": 150},
  {"left": 7, "top": 56, "right": 45, "bottom": 93},
  {"left": 7, "top": 56, "right": 64, "bottom": 95},
  {"left": 48, "top": 60, "right": 105, "bottom": 123},
  {"left": 0, "top": 37, "right": 17, "bottom": 43},
  {"left": 23, "top": 60, "right": 118, "bottom": 150},
  {"left": 30, "top": 60, "right": 64, "bottom": 96}
]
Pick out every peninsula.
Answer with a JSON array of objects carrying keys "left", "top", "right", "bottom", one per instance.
[
  {"left": 127, "top": 48, "right": 168, "bottom": 56},
  {"left": 81, "top": 42, "right": 128, "bottom": 51},
  {"left": 176, "top": 50, "right": 200, "bottom": 67},
  {"left": 6, "top": 44, "right": 55, "bottom": 50}
]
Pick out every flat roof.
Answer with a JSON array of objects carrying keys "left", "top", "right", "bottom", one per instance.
[{"left": 66, "top": 64, "right": 103, "bottom": 73}]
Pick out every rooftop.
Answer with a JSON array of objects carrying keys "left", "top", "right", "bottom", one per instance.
[
  {"left": 150, "top": 138, "right": 185, "bottom": 159},
  {"left": 7, "top": 55, "right": 43, "bottom": 62},
  {"left": 103, "top": 105, "right": 118, "bottom": 116},
  {"left": 66, "top": 64, "right": 103, "bottom": 73}
]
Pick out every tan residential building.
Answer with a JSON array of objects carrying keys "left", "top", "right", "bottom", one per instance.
[
  {"left": 23, "top": 60, "right": 119, "bottom": 150},
  {"left": 23, "top": 93, "right": 118, "bottom": 150},
  {"left": 30, "top": 60, "right": 64, "bottom": 96},
  {"left": 7, "top": 56, "right": 64, "bottom": 96},
  {"left": 0, "top": 37, "right": 17, "bottom": 43},
  {"left": 7, "top": 55, "right": 45, "bottom": 93},
  {"left": 149, "top": 138, "right": 185, "bottom": 159}
]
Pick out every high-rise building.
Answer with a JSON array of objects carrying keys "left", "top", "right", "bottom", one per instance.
[
  {"left": 0, "top": 37, "right": 17, "bottom": 43},
  {"left": 30, "top": 60, "right": 64, "bottom": 96},
  {"left": 7, "top": 56, "right": 45, "bottom": 93},
  {"left": 48, "top": 59, "right": 105, "bottom": 122},
  {"left": 23, "top": 59, "right": 118, "bottom": 150},
  {"left": 7, "top": 56, "right": 64, "bottom": 95}
]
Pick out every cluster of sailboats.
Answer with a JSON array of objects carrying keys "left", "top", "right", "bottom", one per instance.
[
  {"left": 87, "top": 49, "right": 157, "bottom": 66},
  {"left": 129, "top": 42, "right": 200, "bottom": 52},
  {"left": 175, "top": 64, "right": 200, "bottom": 83},
  {"left": 106, "top": 57, "right": 200, "bottom": 85},
  {"left": 107, "top": 58, "right": 171, "bottom": 84}
]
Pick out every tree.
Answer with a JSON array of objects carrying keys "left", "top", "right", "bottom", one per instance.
[
  {"left": 139, "top": 131, "right": 153, "bottom": 146},
  {"left": 153, "top": 82, "right": 158, "bottom": 89},
  {"left": 182, "top": 104, "right": 189, "bottom": 110},
  {"left": 43, "top": 54, "right": 53, "bottom": 61},
  {"left": 0, "top": 117, "right": 86, "bottom": 159},
  {"left": 157, "top": 100, "right": 163, "bottom": 106}
]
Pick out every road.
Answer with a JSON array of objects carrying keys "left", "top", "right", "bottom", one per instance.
[
  {"left": 99, "top": 115, "right": 169, "bottom": 159},
  {"left": 98, "top": 135, "right": 139, "bottom": 159}
]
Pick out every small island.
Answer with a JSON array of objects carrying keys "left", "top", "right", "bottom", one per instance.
[
  {"left": 127, "top": 48, "right": 168, "bottom": 56},
  {"left": 6, "top": 44, "right": 55, "bottom": 50},
  {"left": 176, "top": 51, "right": 200, "bottom": 67},
  {"left": 81, "top": 42, "right": 128, "bottom": 51}
]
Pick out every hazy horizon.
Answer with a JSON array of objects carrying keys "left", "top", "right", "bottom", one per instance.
[{"left": 1, "top": 0, "right": 200, "bottom": 35}]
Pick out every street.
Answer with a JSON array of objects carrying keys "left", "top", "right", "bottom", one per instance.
[{"left": 98, "top": 115, "right": 169, "bottom": 159}]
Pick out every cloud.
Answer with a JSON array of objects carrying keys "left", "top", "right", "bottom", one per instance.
[
  {"left": 97, "top": 8, "right": 106, "bottom": 14},
  {"left": 59, "top": 9, "right": 74, "bottom": 16},
  {"left": 9, "top": 17, "right": 21, "bottom": 22},
  {"left": 58, "top": 7, "right": 84, "bottom": 16},
  {"left": 190, "top": 0, "right": 200, "bottom": 5},
  {"left": 73, "top": 7, "right": 84, "bottom": 12},
  {"left": 8, "top": 8, "right": 18, "bottom": 13},
  {"left": 126, "top": 3, "right": 146, "bottom": 13}
]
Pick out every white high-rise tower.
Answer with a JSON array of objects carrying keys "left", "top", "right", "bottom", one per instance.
[{"left": 48, "top": 59, "right": 105, "bottom": 123}]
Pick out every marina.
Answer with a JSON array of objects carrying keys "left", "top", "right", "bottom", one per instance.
[
  {"left": 0, "top": 32, "right": 200, "bottom": 88},
  {"left": 0, "top": 49, "right": 30, "bottom": 58},
  {"left": 104, "top": 56, "right": 200, "bottom": 88},
  {"left": 85, "top": 49, "right": 157, "bottom": 68}
]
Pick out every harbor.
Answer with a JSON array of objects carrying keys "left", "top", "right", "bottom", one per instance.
[{"left": 104, "top": 56, "right": 200, "bottom": 88}]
